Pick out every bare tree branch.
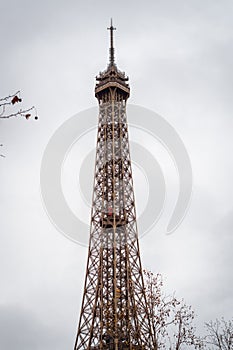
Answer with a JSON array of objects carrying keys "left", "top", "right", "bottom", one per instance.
[
  {"left": 0, "top": 106, "right": 36, "bottom": 119},
  {"left": 143, "top": 270, "right": 203, "bottom": 350},
  {"left": 205, "top": 318, "right": 233, "bottom": 350},
  {"left": 0, "top": 91, "right": 38, "bottom": 120},
  {"left": 0, "top": 91, "right": 38, "bottom": 157},
  {"left": 0, "top": 91, "right": 20, "bottom": 102}
]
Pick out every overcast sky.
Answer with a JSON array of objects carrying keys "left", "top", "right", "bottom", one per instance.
[{"left": 1, "top": 0, "right": 233, "bottom": 349}]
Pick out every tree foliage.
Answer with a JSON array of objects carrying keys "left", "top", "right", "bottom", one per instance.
[{"left": 144, "top": 270, "right": 203, "bottom": 350}]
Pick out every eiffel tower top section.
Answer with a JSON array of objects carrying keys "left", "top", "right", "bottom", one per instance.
[{"left": 95, "top": 19, "right": 130, "bottom": 102}]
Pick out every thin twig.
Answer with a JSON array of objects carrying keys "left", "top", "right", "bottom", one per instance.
[
  {"left": 0, "top": 91, "right": 20, "bottom": 102},
  {"left": 0, "top": 106, "right": 35, "bottom": 119}
]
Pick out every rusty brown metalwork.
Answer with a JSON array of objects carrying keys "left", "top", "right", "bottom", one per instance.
[{"left": 74, "top": 21, "right": 154, "bottom": 350}]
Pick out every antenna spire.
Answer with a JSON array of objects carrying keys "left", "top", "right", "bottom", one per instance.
[{"left": 107, "top": 18, "right": 116, "bottom": 65}]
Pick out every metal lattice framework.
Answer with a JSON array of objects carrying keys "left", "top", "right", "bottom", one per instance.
[{"left": 74, "top": 21, "right": 154, "bottom": 350}]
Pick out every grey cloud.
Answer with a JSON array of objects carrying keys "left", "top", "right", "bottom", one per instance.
[
  {"left": 0, "top": 0, "right": 233, "bottom": 348},
  {"left": 0, "top": 304, "right": 70, "bottom": 350}
]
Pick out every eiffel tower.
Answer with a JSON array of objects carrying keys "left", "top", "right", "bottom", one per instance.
[{"left": 74, "top": 21, "right": 154, "bottom": 350}]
